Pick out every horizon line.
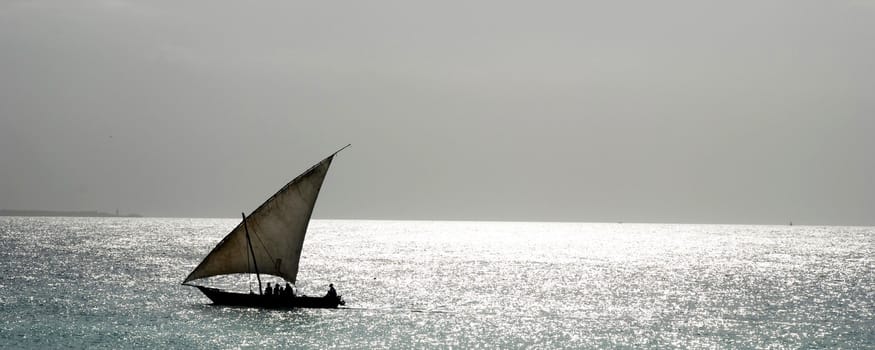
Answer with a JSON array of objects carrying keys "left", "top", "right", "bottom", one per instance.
[{"left": 1, "top": 209, "right": 871, "bottom": 227}]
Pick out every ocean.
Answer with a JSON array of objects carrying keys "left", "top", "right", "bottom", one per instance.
[{"left": 1, "top": 217, "right": 872, "bottom": 349}]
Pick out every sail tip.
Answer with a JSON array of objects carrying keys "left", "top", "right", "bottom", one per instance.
[{"left": 333, "top": 144, "right": 351, "bottom": 156}]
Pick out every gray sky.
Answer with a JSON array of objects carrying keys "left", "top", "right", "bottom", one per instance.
[{"left": 1, "top": 0, "right": 873, "bottom": 225}]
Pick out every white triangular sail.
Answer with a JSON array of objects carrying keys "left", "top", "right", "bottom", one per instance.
[{"left": 183, "top": 150, "right": 341, "bottom": 284}]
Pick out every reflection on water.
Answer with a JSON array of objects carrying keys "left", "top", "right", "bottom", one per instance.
[{"left": 1, "top": 217, "right": 873, "bottom": 348}]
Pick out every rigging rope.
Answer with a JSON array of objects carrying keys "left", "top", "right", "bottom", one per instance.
[{"left": 250, "top": 220, "right": 278, "bottom": 275}]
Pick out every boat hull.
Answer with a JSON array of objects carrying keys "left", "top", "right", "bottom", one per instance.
[{"left": 194, "top": 286, "right": 344, "bottom": 309}]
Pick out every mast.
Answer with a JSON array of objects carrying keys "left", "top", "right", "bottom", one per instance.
[{"left": 242, "top": 212, "right": 263, "bottom": 295}]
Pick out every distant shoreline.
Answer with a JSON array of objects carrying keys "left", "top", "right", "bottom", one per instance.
[{"left": 0, "top": 210, "right": 143, "bottom": 218}]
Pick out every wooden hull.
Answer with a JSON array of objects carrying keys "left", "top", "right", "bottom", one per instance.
[{"left": 195, "top": 286, "right": 344, "bottom": 309}]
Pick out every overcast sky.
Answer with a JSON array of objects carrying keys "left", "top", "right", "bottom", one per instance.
[{"left": 1, "top": 1, "right": 873, "bottom": 225}]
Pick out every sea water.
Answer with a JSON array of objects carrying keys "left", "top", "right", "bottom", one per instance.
[{"left": 0, "top": 217, "right": 873, "bottom": 349}]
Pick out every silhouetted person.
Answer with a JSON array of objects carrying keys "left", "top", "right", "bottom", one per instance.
[
  {"left": 285, "top": 283, "right": 294, "bottom": 297},
  {"left": 265, "top": 282, "right": 273, "bottom": 296},
  {"left": 326, "top": 283, "right": 337, "bottom": 299}
]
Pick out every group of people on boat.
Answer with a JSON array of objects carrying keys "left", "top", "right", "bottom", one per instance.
[
  {"left": 264, "top": 282, "right": 295, "bottom": 297},
  {"left": 261, "top": 282, "right": 338, "bottom": 300}
]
